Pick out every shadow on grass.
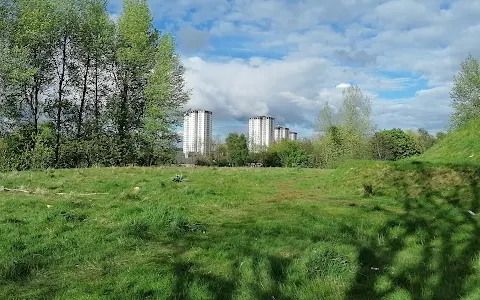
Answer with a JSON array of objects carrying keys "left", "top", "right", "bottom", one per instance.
[
  {"left": 346, "top": 162, "right": 480, "bottom": 300},
  {"left": 161, "top": 250, "right": 293, "bottom": 300}
]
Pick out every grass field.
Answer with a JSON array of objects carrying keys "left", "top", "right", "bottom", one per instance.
[{"left": 1, "top": 165, "right": 480, "bottom": 299}]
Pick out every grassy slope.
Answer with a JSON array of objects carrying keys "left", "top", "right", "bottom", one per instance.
[
  {"left": 1, "top": 166, "right": 480, "bottom": 300},
  {"left": 413, "top": 119, "right": 480, "bottom": 164}
]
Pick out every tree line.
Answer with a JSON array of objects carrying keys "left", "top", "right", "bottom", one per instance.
[
  {"left": 196, "top": 53, "right": 480, "bottom": 168},
  {"left": 0, "top": 0, "right": 189, "bottom": 171},
  {"left": 1, "top": 0, "right": 479, "bottom": 172},
  {"left": 193, "top": 85, "right": 445, "bottom": 168}
]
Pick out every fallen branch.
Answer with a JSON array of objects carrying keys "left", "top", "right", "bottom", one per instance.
[
  {"left": 0, "top": 187, "right": 32, "bottom": 194},
  {"left": 0, "top": 186, "right": 108, "bottom": 196},
  {"left": 56, "top": 192, "right": 108, "bottom": 196}
]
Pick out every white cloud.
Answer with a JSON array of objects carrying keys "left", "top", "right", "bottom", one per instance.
[
  {"left": 336, "top": 83, "right": 351, "bottom": 89},
  {"left": 108, "top": 0, "right": 480, "bottom": 136}
]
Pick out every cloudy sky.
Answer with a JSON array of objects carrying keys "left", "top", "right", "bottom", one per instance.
[{"left": 109, "top": 0, "right": 480, "bottom": 138}]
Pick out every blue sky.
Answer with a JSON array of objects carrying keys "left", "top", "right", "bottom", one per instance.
[{"left": 109, "top": 0, "right": 480, "bottom": 138}]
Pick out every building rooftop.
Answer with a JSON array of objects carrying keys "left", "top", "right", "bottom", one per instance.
[
  {"left": 187, "top": 109, "right": 212, "bottom": 114},
  {"left": 249, "top": 116, "right": 274, "bottom": 119}
]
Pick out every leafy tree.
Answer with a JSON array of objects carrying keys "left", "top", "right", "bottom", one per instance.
[
  {"left": 70, "top": 0, "right": 114, "bottom": 138},
  {"left": 5, "top": 0, "right": 58, "bottom": 135},
  {"left": 338, "top": 85, "right": 374, "bottom": 160},
  {"left": 314, "top": 86, "right": 374, "bottom": 167},
  {"left": 339, "top": 86, "right": 374, "bottom": 137},
  {"left": 436, "top": 131, "right": 447, "bottom": 141},
  {"left": 143, "top": 34, "right": 190, "bottom": 163},
  {"left": 450, "top": 55, "right": 480, "bottom": 130},
  {"left": 225, "top": 133, "right": 248, "bottom": 166},
  {"left": 416, "top": 128, "right": 437, "bottom": 151},
  {"left": 315, "top": 101, "right": 336, "bottom": 136},
  {"left": 269, "top": 140, "right": 309, "bottom": 167},
  {"left": 0, "top": 0, "right": 190, "bottom": 171},
  {"left": 372, "top": 129, "right": 422, "bottom": 161},
  {"left": 112, "top": 0, "right": 158, "bottom": 164}
]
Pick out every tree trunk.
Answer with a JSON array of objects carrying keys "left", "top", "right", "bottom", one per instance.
[
  {"left": 33, "top": 82, "right": 39, "bottom": 136},
  {"left": 55, "top": 36, "right": 68, "bottom": 166},
  {"left": 77, "top": 55, "right": 90, "bottom": 138},
  {"left": 94, "top": 57, "right": 99, "bottom": 129}
]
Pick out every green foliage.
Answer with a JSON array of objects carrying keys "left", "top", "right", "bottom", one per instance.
[
  {"left": 314, "top": 86, "right": 374, "bottom": 168},
  {"left": 436, "top": 131, "right": 447, "bottom": 141},
  {"left": 269, "top": 140, "right": 310, "bottom": 167},
  {"left": 339, "top": 86, "right": 374, "bottom": 137},
  {"left": 225, "top": 133, "right": 248, "bottom": 166},
  {"left": 415, "top": 128, "right": 437, "bottom": 152},
  {"left": 372, "top": 128, "right": 422, "bottom": 161},
  {"left": 450, "top": 54, "right": 480, "bottom": 130},
  {"left": 0, "top": 0, "right": 189, "bottom": 171},
  {"left": 116, "top": 0, "right": 155, "bottom": 66}
]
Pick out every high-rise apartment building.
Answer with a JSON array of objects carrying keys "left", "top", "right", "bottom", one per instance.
[
  {"left": 274, "top": 126, "right": 290, "bottom": 142},
  {"left": 248, "top": 116, "right": 274, "bottom": 152},
  {"left": 183, "top": 110, "right": 213, "bottom": 158},
  {"left": 289, "top": 132, "right": 298, "bottom": 141}
]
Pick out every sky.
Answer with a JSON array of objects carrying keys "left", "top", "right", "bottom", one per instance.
[{"left": 108, "top": 0, "right": 480, "bottom": 138}]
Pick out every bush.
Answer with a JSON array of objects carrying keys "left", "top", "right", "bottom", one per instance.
[{"left": 372, "top": 128, "right": 422, "bottom": 161}]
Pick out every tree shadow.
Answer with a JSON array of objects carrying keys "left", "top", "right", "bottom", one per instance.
[
  {"left": 157, "top": 235, "right": 294, "bottom": 300},
  {"left": 346, "top": 161, "right": 480, "bottom": 300}
]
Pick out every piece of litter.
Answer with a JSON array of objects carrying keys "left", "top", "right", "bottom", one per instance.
[
  {"left": 468, "top": 210, "right": 476, "bottom": 216},
  {"left": 371, "top": 267, "right": 380, "bottom": 271},
  {"left": 133, "top": 187, "right": 140, "bottom": 192},
  {"left": 469, "top": 154, "right": 475, "bottom": 158},
  {"left": 47, "top": 205, "right": 52, "bottom": 208}
]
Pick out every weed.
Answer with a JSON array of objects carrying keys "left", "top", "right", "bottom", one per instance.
[
  {"left": 172, "top": 174, "right": 184, "bottom": 183},
  {"left": 120, "top": 189, "right": 142, "bottom": 201},
  {"left": 363, "top": 184, "right": 373, "bottom": 198},
  {"left": 306, "top": 249, "right": 352, "bottom": 278},
  {"left": 125, "top": 220, "right": 151, "bottom": 240}
]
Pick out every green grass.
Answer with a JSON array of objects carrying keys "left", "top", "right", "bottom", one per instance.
[
  {"left": 1, "top": 166, "right": 480, "bottom": 299},
  {"left": 413, "top": 119, "right": 480, "bottom": 164}
]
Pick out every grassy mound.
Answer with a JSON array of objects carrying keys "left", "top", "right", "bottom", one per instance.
[{"left": 414, "top": 119, "right": 480, "bottom": 164}]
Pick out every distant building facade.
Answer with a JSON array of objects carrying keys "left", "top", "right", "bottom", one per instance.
[
  {"left": 183, "top": 110, "right": 213, "bottom": 158},
  {"left": 289, "top": 132, "right": 298, "bottom": 141},
  {"left": 248, "top": 116, "right": 274, "bottom": 152},
  {"left": 274, "top": 126, "right": 290, "bottom": 142}
]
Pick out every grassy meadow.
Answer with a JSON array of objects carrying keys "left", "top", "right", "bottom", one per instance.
[{"left": 1, "top": 163, "right": 480, "bottom": 299}]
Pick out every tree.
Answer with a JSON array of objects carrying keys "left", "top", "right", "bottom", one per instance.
[
  {"left": 113, "top": 0, "right": 158, "bottom": 164},
  {"left": 372, "top": 129, "right": 422, "bottom": 161},
  {"left": 225, "top": 133, "right": 248, "bottom": 166},
  {"left": 49, "top": 0, "right": 79, "bottom": 166},
  {"left": 416, "top": 128, "right": 436, "bottom": 151},
  {"left": 338, "top": 86, "right": 374, "bottom": 160},
  {"left": 269, "top": 140, "right": 309, "bottom": 167},
  {"left": 314, "top": 85, "right": 374, "bottom": 167},
  {"left": 449, "top": 54, "right": 480, "bottom": 130},
  {"left": 143, "top": 33, "right": 190, "bottom": 164},
  {"left": 69, "top": 0, "right": 114, "bottom": 138},
  {"left": 315, "top": 101, "right": 336, "bottom": 137},
  {"left": 436, "top": 131, "right": 447, "bottom": 141},
  {"left": 4, "top": 0, "right": 58, "bottom": 135},
  {"left": 0, "top": 0, "right": 190, "bottom": 171},
  {"left": 339, "top": 86, "right": 374, "bottom": 137}
]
